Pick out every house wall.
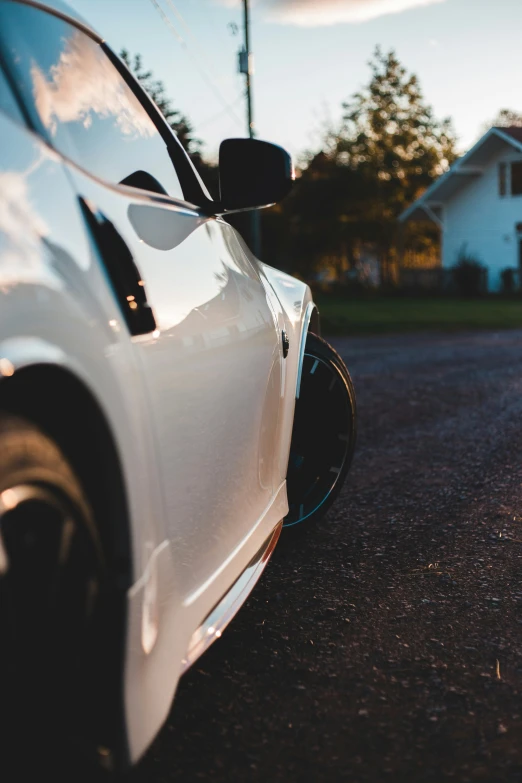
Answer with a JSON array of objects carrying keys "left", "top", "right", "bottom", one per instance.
[{"left": 442, "top": 146, "right": 522, "bottom": 291}]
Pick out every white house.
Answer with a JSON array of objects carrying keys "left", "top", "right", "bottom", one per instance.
[{"left": 400, "top": 126, "right": 522, "bottom": 291}]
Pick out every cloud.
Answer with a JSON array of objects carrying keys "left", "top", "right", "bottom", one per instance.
[
  {"left": 32, "top": 30, "right": 156, "bottom": 138},
  {"left": 218, "top": 0, "right": 447, "bottom": 27},
  {"left": 0, "top": 166, "right": 52, "bottom": 288}
]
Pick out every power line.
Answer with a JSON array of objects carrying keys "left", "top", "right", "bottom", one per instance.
[
  {"left": 149, "top": 0, "right": 182, "bottom": 42},
  {"left": 163, "top": 0, "right": 243, "bottom": 122},
  {"left": 163, "top": 0, "right": 207, "bottom": 52},
  {"left": 198, "top": 90, "right": 246, "bottom": 130},
  {"left": 242, "top": 0, "right": 254, "bottom": 139},
  {"left": 148, "top": 0, "right": 243, "bottom": 128},
  {"left": 241, "top": 0, "right": 261, "bottom": 257}
]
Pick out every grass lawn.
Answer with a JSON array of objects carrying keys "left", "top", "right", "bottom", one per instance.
[{"left": 315, "top": 296, "right": 522, "bottom": 336}]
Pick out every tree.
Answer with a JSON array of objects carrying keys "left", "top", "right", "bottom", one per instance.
[
  {"left": 335, "top": 47, "right": 457, "bottom": 279},
  {"left": 120, "top": 49, "right": 201, "bottom": 158},
  {"left": 340, "top": 48, "right": 456, "bottom": 180},
  {"left": 263, "top": 48, "right": 457, "bottom": 283},
  {"left": 489, "top": 108, "right": 522, "bottom": 128},
  {"left": 120, "top": 50, "right": 219, "bottom": 197},
  {"left": 262, "top": 152, "right": 370, "bottom": 280},
  {"left": 479, "top": 108, "right": 522, "bottom": 138}
]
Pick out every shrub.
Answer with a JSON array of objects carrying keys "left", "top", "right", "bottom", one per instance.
[
  {"left": 501, "top": 267, "right": 516, "bottom": 294},
  {"left": 452, "top": 245, "right": 487, "bottom": 296}
]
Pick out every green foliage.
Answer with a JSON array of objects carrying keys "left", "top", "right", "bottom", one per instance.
[
  {"left": 314, "top": 295, "right": 522, "bottom": 335},
  {"left": 263, "top": 48, "right": 457, "bottom": 281},
  {"left": 263, "top": 151, "right": 370, "bottom": 278},
  {"left": 120, "top": 49, "right": 201, "bottom": 157},
  {"left": 335, "top": 47, "right": 456, "bottom": 275},
  {"left": 120, "top": 49, "right": 219, "bottom": 196},
  {"left": 339, "top": 48, "right": 456, "bottom": 192}
]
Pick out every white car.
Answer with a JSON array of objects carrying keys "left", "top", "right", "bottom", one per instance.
[{"left": 0, "top": 0, "right": 356, "bottom": 772}]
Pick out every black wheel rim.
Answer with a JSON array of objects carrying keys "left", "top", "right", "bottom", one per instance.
[
  {"left": 0, "top": 484, "right": 101, "bottom": 731},
  {"left": 284, "top": 352, "right": 353, "bottom": 527}
]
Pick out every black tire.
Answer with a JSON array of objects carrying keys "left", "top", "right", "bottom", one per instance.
[
  {"left": 284, "top": 333, "right": 357, "bottom": 529},
  {"left": 0, "top": 413, "right": 108, "bottom": 771}
]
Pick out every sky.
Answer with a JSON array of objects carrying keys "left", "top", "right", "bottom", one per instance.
[{"left": 70, "top": 0, "right": 522, "bottom": 163}]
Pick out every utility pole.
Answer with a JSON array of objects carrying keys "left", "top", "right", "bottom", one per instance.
[
  {"left": 239, "top": 0, "right": 261, "bottom": 257},
  {"left": 242, "top": 0, "right": 254, "bottom": 139}
]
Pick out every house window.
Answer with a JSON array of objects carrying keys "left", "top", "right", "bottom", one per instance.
[
  {"left": 499, "top": 163, "right": 507, "bottom": 196},
  {"left": 511, "top": 162, "right": 522, "bottom": 196}
]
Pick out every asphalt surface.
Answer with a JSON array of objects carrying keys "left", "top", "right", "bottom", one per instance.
[{"left": 132, "top": 329, "right": 522, "bottom": 783}]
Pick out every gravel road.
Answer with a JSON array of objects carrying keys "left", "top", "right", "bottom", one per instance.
[{"left": 132, "top": 330, "right": 522, "bottom": 783}]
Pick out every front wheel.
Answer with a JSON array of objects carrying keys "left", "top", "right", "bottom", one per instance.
[
  {"left": 284, "top": 333, "right": 357, "bottom": 529},
  {"left": 0, "top": 413, "right": 112, "bottom": 770}
]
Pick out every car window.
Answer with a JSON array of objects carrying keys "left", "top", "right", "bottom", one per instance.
[
  {"left": 0, "top": 64, "right": 24, "bottom": 125},
  {"left": 0, "top": 2, "right": 183, "bottom": 199}
]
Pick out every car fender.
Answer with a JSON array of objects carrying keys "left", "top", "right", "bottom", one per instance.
[
  {"left": 0, "top": 327, "right": 166, "bottom": 587},
  {"left": 257, "top": 262, "right": 319, "bottom": 485}
]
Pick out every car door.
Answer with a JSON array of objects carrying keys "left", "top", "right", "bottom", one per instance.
[{"left": 0, "top": 1, "right": 285, "bottom": 600}]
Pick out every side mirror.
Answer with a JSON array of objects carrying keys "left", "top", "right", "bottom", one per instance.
[{"left": 218, "top": 138, "right": 294, "bottom": 212}]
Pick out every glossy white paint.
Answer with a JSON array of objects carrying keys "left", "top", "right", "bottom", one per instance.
[
  {"left": 181, "top": 521, "right": 283, "bottom": 673},
  {"left": 259, "top": 262, "right": 315, "bottom": 485},
  {"left": 0, "top": 0, "right": 316, "bottom": 765},
  {"left": 67, "top": 163, "right": 309, "bottom": 759}
]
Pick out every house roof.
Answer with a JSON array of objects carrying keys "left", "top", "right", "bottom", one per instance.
[
  {"left": 497, "top": 126, "right": 522, "bottom": 143},
  {"left": 400, "top": 126, "right": 522, "bottom": 225}
]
